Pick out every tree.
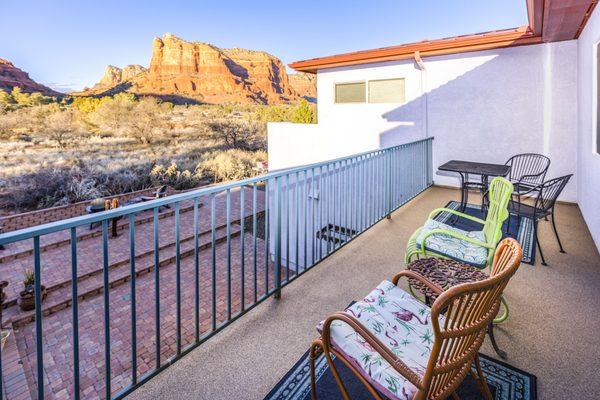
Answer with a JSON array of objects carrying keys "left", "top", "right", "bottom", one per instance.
[
  {"left": 90, "top": 93, "right": 136, "bottom": 133},
  {"left": 0, "top": 89, "right": 14, "bottom": 113},
  {"left": 10, "top": 87, "right": 50, "bottom": 107},
  {"left": 44, "top": 108, "right": 77, "bottom": 148},
  {"left": 122, "top": 97, "right": 170, "bottom": 144},
  {"left": 208, "top": 120, "right": 265, "bottom": 150},
  {"left": 291, "top": 99, "right": 316, "bottom": 124}
]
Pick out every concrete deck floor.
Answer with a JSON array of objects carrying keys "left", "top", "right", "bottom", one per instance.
[{"left": 128, "top": 186, "right": 600, "bottom": 400}]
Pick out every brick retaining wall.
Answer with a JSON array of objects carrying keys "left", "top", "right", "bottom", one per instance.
[{"left": 0, "top": 187, "right": 171, "bottom": 233}]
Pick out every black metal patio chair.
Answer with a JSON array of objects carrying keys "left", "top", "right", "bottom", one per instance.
[
  {"left": 505, "top": 153, "right": 551, "bottom": 195},
  {"left": 507, "top": 174, "right": 572, "bottom": 266}
]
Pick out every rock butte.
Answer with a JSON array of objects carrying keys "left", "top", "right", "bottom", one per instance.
[
  {"left": 0, "top": 58, "right": 60, "bottom": 96},
  {"left": 80, "top": 34, "right": 316, "bottom": 104}
]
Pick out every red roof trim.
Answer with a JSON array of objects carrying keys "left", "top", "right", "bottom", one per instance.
[{"left": 290, "top": 0, "right": 598, "bottom": 73}]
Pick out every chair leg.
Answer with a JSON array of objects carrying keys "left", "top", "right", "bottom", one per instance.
[
  {"left": 488, "top": 323, "right": 507, "bottom": 360},
  {"left": 534, "top": 224, "right": 547, "bottom": 266},
  {"left": 323, "top": 346, "right": 352, "bottom": 400},
  {"left": 550, "top": 210, "right": 565, "bottom": 253},
  {"left": 310, "top": 340, "right": 323, "bottom": 400},
  {"left": 474, "top": 355, "right": 493, "bottom": 400}
]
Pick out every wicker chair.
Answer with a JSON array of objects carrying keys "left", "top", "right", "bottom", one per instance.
[
  {"left": 505, "top": 153, "right": 550, "bottom": 195},
  {"left": 310, "top": 238, "right": 522, "bottom": 400}
]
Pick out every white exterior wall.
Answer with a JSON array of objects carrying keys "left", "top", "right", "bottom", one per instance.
[
  {"left": 577, "top": 5, "right": 600, "bottom": 251},
  {"left": 268, "top": 41, "right": 578, "bottom": 201}
]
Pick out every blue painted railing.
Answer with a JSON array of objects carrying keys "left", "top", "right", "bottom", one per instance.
[{"left": 0, "top": 137, "right": 433, "bottom": 399}]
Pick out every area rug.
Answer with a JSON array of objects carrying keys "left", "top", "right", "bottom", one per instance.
[
  {"left": 432, "top": 201, "right": 536, "bottom": 265},
  {"left": 265, "top": 350, "right": 537, "bottom": 400}
]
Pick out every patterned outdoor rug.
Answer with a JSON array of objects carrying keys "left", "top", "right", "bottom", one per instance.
[
  {"left": 432, "top": 201, "right": 536, "bottom": 265},
  {"left": 265, "top": 350, "right": 537, "bottom": 400}
]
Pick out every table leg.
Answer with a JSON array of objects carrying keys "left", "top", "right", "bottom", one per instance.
[{"left": 111, "top": 218, "right": 118, "bottom": 237}]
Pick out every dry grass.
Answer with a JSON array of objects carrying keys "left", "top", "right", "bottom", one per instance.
[{"left": 0, "top": 93, "right": 315, "bottom": 214}]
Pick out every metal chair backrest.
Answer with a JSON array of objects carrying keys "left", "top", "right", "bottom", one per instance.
[
  {"left": 482, "top": 177, "right": 513, "bottom": 246},
  {"left": 534, "top": 175, "right": 572, "bottom": 214},
  {"left": 505, "top": 153, "right": 550, "bottom": 186},
  {"left": 420, "top": 238, "right": 522, "bottom": 400}
]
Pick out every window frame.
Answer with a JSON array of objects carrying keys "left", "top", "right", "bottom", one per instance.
[
  {"left": 367, "top": 77, "right": 406, "bottom": 104},
  {"left": 333, "top": 77, "right": 407, "bottom": 105},
  {"left": 333, "top": 81, "right": 367, "bottom": 104}
]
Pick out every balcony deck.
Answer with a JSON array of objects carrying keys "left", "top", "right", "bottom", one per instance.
[{"left": 128, "top": 186, "right": 600, "bottom": 400}]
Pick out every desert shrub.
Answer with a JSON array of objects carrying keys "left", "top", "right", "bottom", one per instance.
[
  {"left": 195, "top": 149, "right": 266, "bottom": 183},
  {"left": 208, "top": 120, "right": 265, "bottom": 150},
  {"left": 150, "top": 162, "right": 199, "bottom": 190},
  {"left": 254, "top": 105, "right": 294, "bottom": 122},
  {"left": 291, "top": 99, "right": 316, "bottom": 123}
]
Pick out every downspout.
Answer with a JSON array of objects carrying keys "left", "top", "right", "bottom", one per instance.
[{"left": 414, "top": 51, "right": 428, "bottom": 138}]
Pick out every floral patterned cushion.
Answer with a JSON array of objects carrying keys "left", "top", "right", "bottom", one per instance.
[
  {"left": 317, "top": 281, "right": 440, "bottom": 400},
  {"left": 415, "top": 219, "right": 488, "bottom": 267}
]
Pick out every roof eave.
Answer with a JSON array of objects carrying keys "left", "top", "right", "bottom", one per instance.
[{"left": 289, "top": 28, "right": 537, "bottom": 73}]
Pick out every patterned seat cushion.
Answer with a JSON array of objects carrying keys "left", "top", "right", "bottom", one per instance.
[
  {"left": 415, "top": 219, "right": 488, "bottom": 267},
  {"left": 317, "top": 281, "right": 440, "bottom": 400}
]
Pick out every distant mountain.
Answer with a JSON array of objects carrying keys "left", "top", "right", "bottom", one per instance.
[
  {"left": 0, "top": 58, "right": 60, "bottom": 96},
  {"left": 77, "top": 34, "right": 316, "bottom": 104}
]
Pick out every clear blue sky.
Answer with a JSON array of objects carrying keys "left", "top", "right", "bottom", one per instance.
[{"left": 0, "top": 0, "right": 528, "bottom": 92}]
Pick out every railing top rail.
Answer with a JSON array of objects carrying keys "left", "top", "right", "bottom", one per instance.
[{"left": 0, "top": 137, "right": 433, "bottom": 245}]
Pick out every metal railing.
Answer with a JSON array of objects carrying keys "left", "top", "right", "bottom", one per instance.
[{"left": 0, "top": 137, "right": 433, "bottom": 399}]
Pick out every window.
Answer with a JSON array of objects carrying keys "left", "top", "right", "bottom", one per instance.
[
  {"left": 335, "top": 82, "right": 366, "bottom": 103},
  {"left": 368, "top": 78, "right": 405, "bottom": 103}
]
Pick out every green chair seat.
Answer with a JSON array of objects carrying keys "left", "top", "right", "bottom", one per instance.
[{"left": 416, "top": 219, "right": 488, "bottom": 267}]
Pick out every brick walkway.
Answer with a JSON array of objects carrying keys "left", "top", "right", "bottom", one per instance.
[{"left": 1, "top": 186, "right": 276, "bottom": 399}]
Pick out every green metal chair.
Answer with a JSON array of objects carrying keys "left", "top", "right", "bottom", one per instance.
[
  {"left": 405, "top": 177, "right": 514, "bottom": 323},
  {"left": 405, "top": 177, "right": 514, "bottom": 268}
]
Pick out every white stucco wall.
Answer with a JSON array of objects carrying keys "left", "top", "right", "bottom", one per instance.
[
  {"left": 268, "top": 41, "right": 578, "bottom": 201},
  {"left": 577, "top": 5, "right": 600, "bottom": 251}
]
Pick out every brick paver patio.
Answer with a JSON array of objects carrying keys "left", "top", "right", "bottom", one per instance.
[{"left": 0, "top": 186, "right": 280, "bottom": 399}]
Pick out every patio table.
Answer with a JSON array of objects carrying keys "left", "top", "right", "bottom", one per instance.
[
  {"left": 406, "top": 257, "right": 508, "bottom": 359},
  {"left": 438, "top": 160, "right": 510, "bottom": 212}
]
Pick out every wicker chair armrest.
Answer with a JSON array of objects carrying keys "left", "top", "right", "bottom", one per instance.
[
  {"left": 321, "top": 312, "right": 424, "bottom": 389},
  {"left": 392, "top": 270, "right": 444, "bottom": 295},
  {"left": 427, "top": 208, "right": 485, "bottom": 225}
]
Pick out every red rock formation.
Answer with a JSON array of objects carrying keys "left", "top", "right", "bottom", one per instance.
[
  {"left": 80, "top": 34, "right": 316, "bottom": 104},
  {"left": 288, "top": 72, "right": 317, "bottom": 100},
  {"left": 92, "top": 65, "right": 147, "bottom": 90},
  {"left": 0, "top": 58, "right": 60, "bottom": 95}
]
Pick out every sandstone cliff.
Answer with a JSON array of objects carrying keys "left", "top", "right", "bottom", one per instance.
[
  {"left": 0, "top": 58, "right": 60, "bottom": 95},
  {"left": 288, "top": 73, "right": 316, "bottom": 100},
  {"left": 92, "top": 64, "right": 147, "bottom": 90},
  {"left": 81, "top": 34, "right": 315, "bottom": 104}
]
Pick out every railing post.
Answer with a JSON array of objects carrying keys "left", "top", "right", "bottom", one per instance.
[
  {"left": 274, "top": 177, "right": 282, "bottom": 299},
  {"left": 386, "top": 149, "right": 393, "bottom": 219}
]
